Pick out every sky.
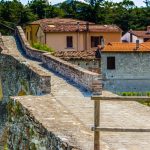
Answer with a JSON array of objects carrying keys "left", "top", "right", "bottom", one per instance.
[{"left": 20, "top": 0, "right": 145, "bottom": 7}]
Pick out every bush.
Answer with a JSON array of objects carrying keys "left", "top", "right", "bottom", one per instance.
[
  {"left": 117, "top": 91, "right": 150, "bottom": 107},
  {"left": 146, "top": 92, "right": 150, "bottom": 97},
  {"left": 32, "top": 42, "right": 54, "bottom": 53}
]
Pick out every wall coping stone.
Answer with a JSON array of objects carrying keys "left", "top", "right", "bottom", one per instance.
[{"left": 43, "top": 53, "right": 99, "bottom": 76}]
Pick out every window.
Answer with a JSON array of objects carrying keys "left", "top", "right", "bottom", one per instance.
[
  {"left": 107, "top": 57, "right": 115, "bottom": 70},
  {"left": 91, "top": 36, "right": 103, "bottom": 48},
  {"left": 67, "top": 36, "right": 73, "bottom": 48}
]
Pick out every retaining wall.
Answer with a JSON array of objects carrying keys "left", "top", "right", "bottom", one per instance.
[{"left": 16, "top": 26, "right": 102, "bottom": 94}]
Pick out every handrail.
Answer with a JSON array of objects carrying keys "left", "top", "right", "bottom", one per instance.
[{"left": 91, "top": 95, "right": 150, "bottom": 150}]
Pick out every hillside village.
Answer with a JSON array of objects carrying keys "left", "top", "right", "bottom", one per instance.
[
  {"left": 25, "top": 17, "right": 150, "bottom": 93},
  {"left": 1, "top": 0, "right": 150, "bottom": 150}
]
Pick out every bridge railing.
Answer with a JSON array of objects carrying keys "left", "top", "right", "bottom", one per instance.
[
  {"left": 91, "top": 95, "right": 150, "bottom": 150},
  {"left": 15, "top": 26, "right": 102, "bottom": 94}
]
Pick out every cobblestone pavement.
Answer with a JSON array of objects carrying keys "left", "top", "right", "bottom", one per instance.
[{"left": 2, "top": 36, "right": 150, "bottom": 150}]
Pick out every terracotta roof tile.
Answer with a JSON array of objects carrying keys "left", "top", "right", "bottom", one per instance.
[
  {"left": 29, "top": 18, "right": 121, "bottom": 33},
  {"left": 54, "top": 50, "right": 95, "bottom": 60},
  {"left": 129, "top": 30, "right": 150, "bottom": 38},
  {"left": 30, "top": 18, "right": 94, "bottom": 25},
  {"left": 103, "top": 42, "right": 150, "bottom": 52},
  {"left": 54, "top": 42, "right": 150, "bottom": 60}
]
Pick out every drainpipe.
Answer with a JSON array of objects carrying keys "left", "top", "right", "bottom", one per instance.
[
  {"left": 135, "top": 39, "right": 139, "bottom": 50},
  {"left": 30, "top": 26, "right": 32, "bottom": 45},
  {"left": 77, "top": 22, "right": 80, "bottom": 51},
  {"left": 86, "top": 22, "right": 89, "bottom": 51},
  {"left": 44, "top": 32, "right": 46, "bottom": 45}
]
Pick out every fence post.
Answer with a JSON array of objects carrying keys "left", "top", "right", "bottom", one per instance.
[{"left": 94, "top": 99, "right": 100, "bottom": 150}]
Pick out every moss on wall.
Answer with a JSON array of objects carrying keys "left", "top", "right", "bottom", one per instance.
[{"left": 0, "top": 79, "right": 3, "bottom": 100}]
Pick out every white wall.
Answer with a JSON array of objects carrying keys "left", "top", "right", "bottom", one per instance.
[{"left": 121, "top": 32, "right": 143, "bottom": 43}]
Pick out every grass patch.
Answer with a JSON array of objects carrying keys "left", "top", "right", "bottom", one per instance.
[
  {"left": 32, "top": 42, "right": 54, "bottom": 54},
  {"left": 117, "top": 92, "right": 150, "bottom": 106}
]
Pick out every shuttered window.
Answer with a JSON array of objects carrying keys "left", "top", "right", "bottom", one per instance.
[
  {"left": 67, "top": 36, "right": 73, "bottom": 48},
  {"left": 107, "top": 57, "right": 115, "bottom": 70},
  {"left": 91, "top": 36, "right": 103, "bottom": 48}
]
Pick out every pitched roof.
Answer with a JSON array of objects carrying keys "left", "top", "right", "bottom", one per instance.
[
  {"left": 30, "top": 18, "right": 93, "bottom": 25},
  {"left": 54, "top": 50, "right": 95, "bottom": 60},
  {"left": 54, "top": 42, "right": 150, "bottom": 60},
  {"left": 129, "top": 30, "right": 150, "bottom": 38},
  {"left": 29, "top": 18, "right": 121, "bottom": 33},
  {"left": 102, "top": 42, "right": 150, "bottom": 52}
]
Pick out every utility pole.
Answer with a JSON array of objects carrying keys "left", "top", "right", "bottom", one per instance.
[{"left": 144, "top": 0, "right": 150, "bottom": 7}]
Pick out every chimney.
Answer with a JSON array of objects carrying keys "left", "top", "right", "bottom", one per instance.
[
  {"left": 147, "top": 26, "right": 150, "bottom": 34},
  {"left": 86, "top": 22, "right": 89, "bottom": 32},
  {"left": 135, "top": 40, "right": 139, "bottom": 50}
]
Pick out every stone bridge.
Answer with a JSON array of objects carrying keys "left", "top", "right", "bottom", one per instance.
[{"left": 0, "top": 27, "right": 150, "bottom": 150}]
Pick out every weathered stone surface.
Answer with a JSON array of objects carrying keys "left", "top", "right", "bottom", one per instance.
[
  {"left": 1, "top": 36, "right": 51, "bottom": 99},
  {"left": 42, "top": 53, "right": 102, "bottom": 94},
  {"left": 0, "top": 35, "right": 51, "bottom": 148},
  {"left": 7, "top": 95, "right": 93, "bottom": 150},
  {"left": 102, "top": 52, "right": 150, "bottom": 92}
]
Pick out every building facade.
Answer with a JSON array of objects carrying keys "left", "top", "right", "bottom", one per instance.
[
  {"left": 101, "top": 42, "right": 150, "bottom": 93},
  {"left": 54, "top": 50, "right": 100, "bottom": 73},
  {"left": 25, "top": 18, "right": 122, "bottom": 51}
]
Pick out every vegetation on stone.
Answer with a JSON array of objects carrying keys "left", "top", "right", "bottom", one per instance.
[{"left": 32, "top": 42, "right": 54, "bottom": 53}]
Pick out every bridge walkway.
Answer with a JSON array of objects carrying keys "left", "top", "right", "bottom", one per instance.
[{"left": 2, "top": 36, "right": 150, "bottom": 150}]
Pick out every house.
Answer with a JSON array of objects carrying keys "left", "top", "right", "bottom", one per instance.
[
  {"left": 25, "top": 18, "right": 122, "bottom": 51},
  {"left": 53, "top": 50, "right": 100, "bottom": 73},
  {"left": 121, "top": 26, "right": 150, "bottom": 43},
  {"left": 101, "top": 41, "right": 150, "bottom": 92}
]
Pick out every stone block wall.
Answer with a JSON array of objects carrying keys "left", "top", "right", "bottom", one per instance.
[
  {"left": 5, "top": 98, "right": 79, "bottom": 150},
  {"left": 16, "top": 26, "right": 45, "bottom": 61},
  {"left": 0, "top": 54, "right": 51, "bottom": 102},
  {"left": 42, "top": 53, "right": 102, "bottom": 93},
  {"left": 67, "top": 59, "right": 100, "bottom": 73},
  {"left": 16, "top": 26, "right": 102, "bottom": 94},
  {"left": 102, "top": 52, "right": 150, "bottom": 92}
]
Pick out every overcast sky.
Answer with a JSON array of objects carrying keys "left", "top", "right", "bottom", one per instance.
[{"left": 21, "top": 0, "right": 145, "bottom": 6}]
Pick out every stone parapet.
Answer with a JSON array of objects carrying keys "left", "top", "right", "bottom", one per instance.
[
  {"left": 16, "top": 26, "right": 102, "bottom": 94},
  {"left": 16, "top": 26, "right": 45, "bottom": 61},
  {"left": 42, "top": 53, "right": 102, "bottom": 93}
]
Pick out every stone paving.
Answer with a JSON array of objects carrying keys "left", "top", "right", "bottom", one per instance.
[{"left": 2, "top": 36, "right": 150, "bottom": 150}]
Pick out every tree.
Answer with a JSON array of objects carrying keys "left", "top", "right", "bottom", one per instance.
[
  {"left": 144, "top": 0, "right": 150, "bottom": 7},
  {"left": 84, "top": 0, "right": 104, "bottom": 6},
  {"left": 27, "top": 0, "right": 48, "bottom": 19}
]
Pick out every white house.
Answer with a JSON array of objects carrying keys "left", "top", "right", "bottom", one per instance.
[{"left": 121, "top": 26, "right": 150, "bottom": 43}]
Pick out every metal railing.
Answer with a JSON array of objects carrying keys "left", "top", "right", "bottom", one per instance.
[{"left": 91, "top": 95, "right": 150, "bottom": 150}]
